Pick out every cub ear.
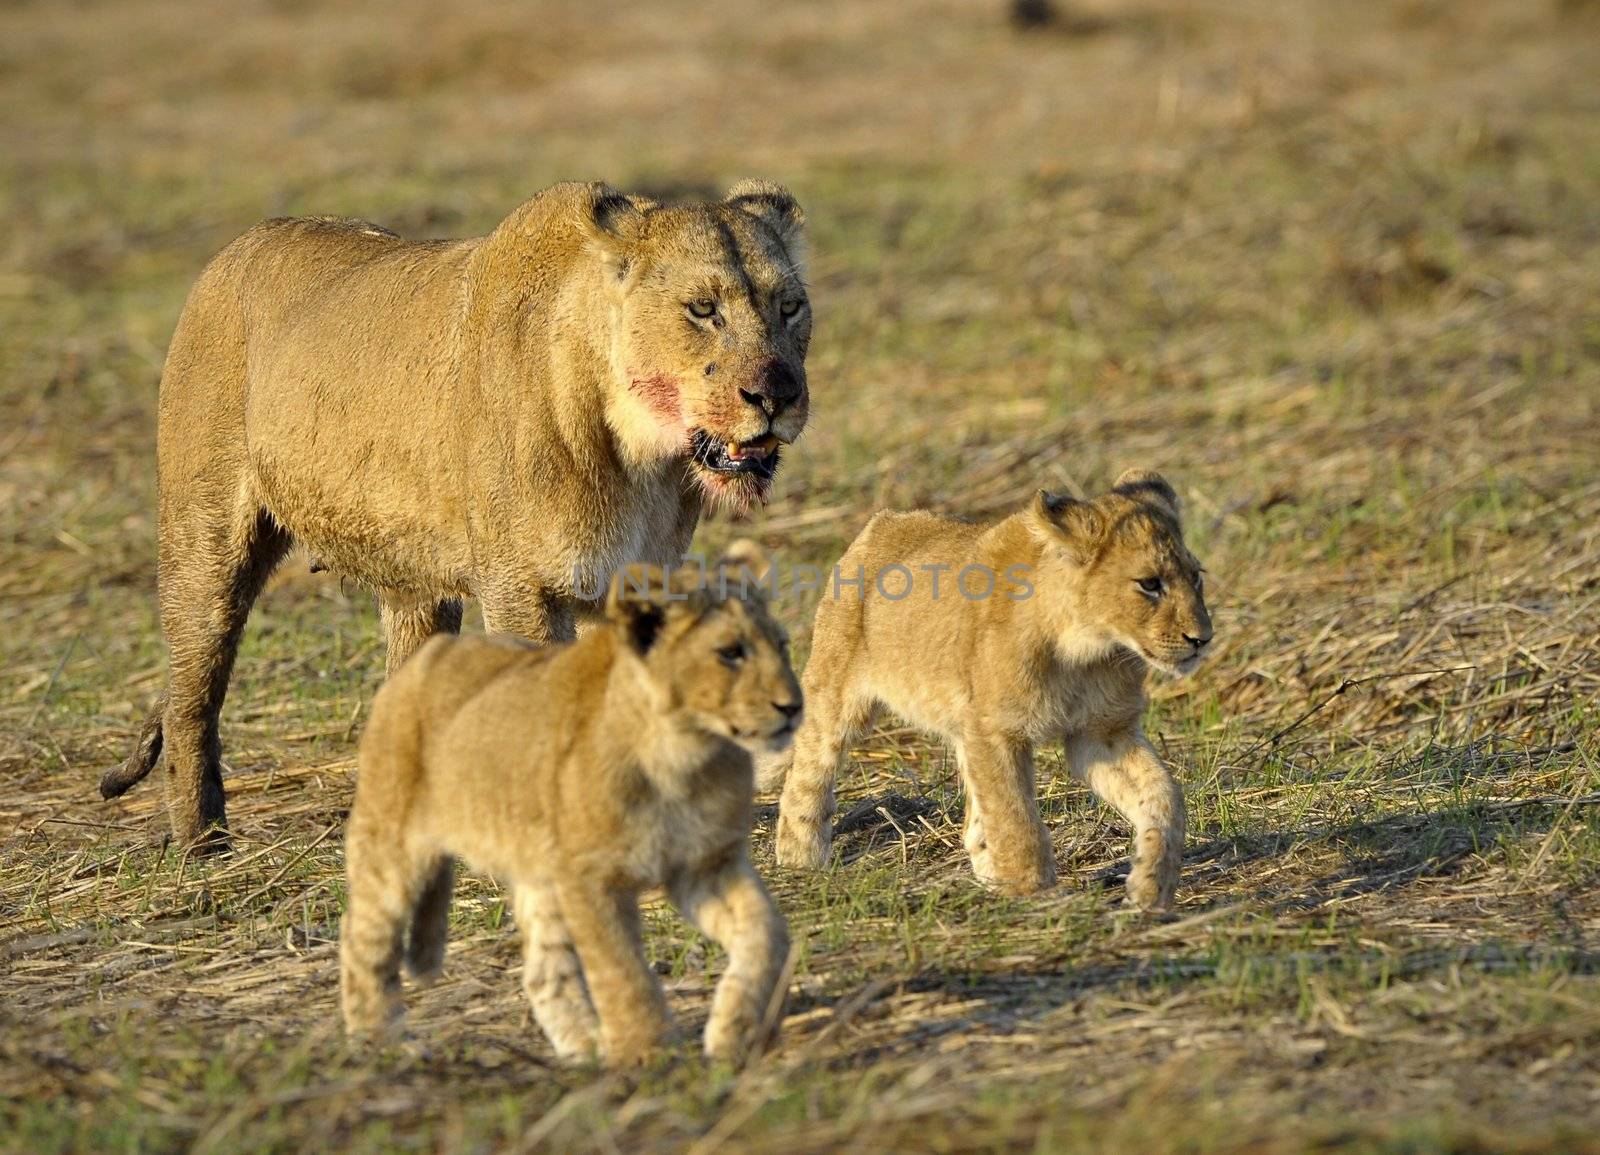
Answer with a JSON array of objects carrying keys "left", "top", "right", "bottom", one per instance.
[
  {"left": 605, "top": 564, "right": 671, "bottom": 653},
  {"left": 724, "top": 179, "right": 806, "bottom": 256},
  {"left": 711, "top": 538, "right": 774, "bottom": 599},
  {"left": 1112, "top": 468, "right": 1180, "bottom": 518},
  {"left": 580, "top": 182, "right": 651, "bottom": 283},
  {"left": 606, "top": 563, "right": 712, "bottom": 652},
  {"left": 1029, "top": 489, "right": 1103, "bottom": 563}
]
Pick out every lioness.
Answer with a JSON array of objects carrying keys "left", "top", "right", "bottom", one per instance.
[
  {"left": 341, "top": 558, "right": 801, "bottom": 1067},
  {"left": 773, "top": 471, "right": 1213, "bottom": 909},
  {"left": 100, "top": 180, "right": 811, "bottom": 850}
]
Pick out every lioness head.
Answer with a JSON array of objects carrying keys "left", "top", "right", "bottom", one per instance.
[
  {"left": 585, "top": 181, "right": 811, "bottom": 512},
  {"left": 1029, "top": 469, "right": 1214, "bottom": 676},
  {"left": 605, "top": 550, "right": 802, "bottom": 754}
]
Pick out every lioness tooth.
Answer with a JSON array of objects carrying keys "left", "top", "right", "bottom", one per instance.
[{"left": 728, "top": 440, "right": 742, "bottom": 456}]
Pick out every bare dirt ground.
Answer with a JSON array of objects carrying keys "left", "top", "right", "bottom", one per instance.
[{"left": 2, "top": 1, "right": 1598, "bottom": 1150}]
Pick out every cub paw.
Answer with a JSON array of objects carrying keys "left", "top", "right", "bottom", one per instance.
[
  {"left": 970, "top": 835, "right": 1056, "bottom": 895},
  {"left": 1124, "top": 859, "right": 1179, "bottom": 912},
  {"left": 774, "top": 816, "right": 831, "bottom": 870},
  {"left": 704, "top": 1012, "right": 764, "bottom": 1067}
]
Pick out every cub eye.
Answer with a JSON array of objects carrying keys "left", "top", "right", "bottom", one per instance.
[
  {"left": 687, "top": 299, "right": 718, "bottom": 319},
  {"left": 1194, "top": 572, "right": 1204, "bottom": 594},
  {"left": 717, "top": 641, "right": 747, "bottom": 668},
  {"left": 780, "top": 298, "right": 804, "bottom": 318},
  {"left": 1136, "top": 577, "right": 1164, "bottom": 596}
]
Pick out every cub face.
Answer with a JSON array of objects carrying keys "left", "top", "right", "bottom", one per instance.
[
  {"left": 1031, "top": 469, "right": 1214, "bottom": 677},
  {"left": 606, "top": 561, "right": 803, "bottom": 753},
  {"left": 592, "top": 182, "right": 811, "bottom": 513}
]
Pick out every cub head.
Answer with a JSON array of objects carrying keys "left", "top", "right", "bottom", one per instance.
[
  {"left": 1028, "top": 469, "right": 1214, "bottom": 676},
  {"left": 604, "top": 547, "right": 802, "bottom": 753},
  {"left": 583, "top": 181, "right": 811, "bottom": 513}
]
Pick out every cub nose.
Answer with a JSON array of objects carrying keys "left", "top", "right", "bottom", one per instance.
[
  {"left": 739, "top": 359, "right": 804, "bottom": 415},
  {"left": 1184, "top": 632, "right": 1213, "bottom": 651}
]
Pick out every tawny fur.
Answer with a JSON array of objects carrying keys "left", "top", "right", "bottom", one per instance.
[
  {"left": 99, "top": 180, "right": 812, "bottom": 851},
  {"left": 340, "top": 559, "right": 801, "bottom": 1067},
  {"left": 773, "top": 470, "right": 1213, "bottom": 909}
]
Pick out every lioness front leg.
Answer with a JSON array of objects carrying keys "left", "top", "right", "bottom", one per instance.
[
  {"left": 480, "top": 587, "right": 575, "bottom": 647},
  {"left": 957, "top": 732, "right": 1056, "bottom": 894},
  {"left": 670, "top": 852, "right": 789, "bottom": 1065},
  {"left": 513, "top": 881, "right": 599, "bottom": 1062},
  {"left": 556, "top": 880, "right": 671, "bottom": 1065},
  {"left": 1065, "top": 732, "right": 1186, "bottom": 912}
]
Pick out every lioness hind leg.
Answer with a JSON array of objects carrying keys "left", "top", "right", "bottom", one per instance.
[
  {"left": 380, "top": 595, "right": 463, "bottom": 678},
  {"left": 157, "top": 503, "right": 291, "bottom": 851},
  {"left": 671, "top": 854, "right": 790, "bottom": 1066},
  {"left": 513, "top": 881, "right": 599, "bottom": 1062},
  {"left": 1065, "top": 733, "right": 1186, "bottom": 912},
  {"left": 775, "top": 687, "right": 875, "bottom": 869}
]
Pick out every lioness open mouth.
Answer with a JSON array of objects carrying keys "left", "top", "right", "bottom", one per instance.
[{"left": 690, "top": 430, "right": 782, "bottom": 481}]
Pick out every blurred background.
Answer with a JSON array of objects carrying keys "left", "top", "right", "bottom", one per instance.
[{"left": 3, "top": 2, "right": 1599, "bottom": 1151}]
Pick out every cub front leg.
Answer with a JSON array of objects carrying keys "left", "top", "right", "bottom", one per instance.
[
  {"left": 670, "top": 852, "right": 790, "bottom": 1065},
  {"left": 514, "top": 881, "right": 599, "bottom": 1062},
  {"left": 957, "top": 732, "right": 1056, "bottom": 895},
  {"left": 556, "top": 880, "right": 671, "bottom": 1066},
  {"left": 1065, "top": 731, "right": 1186, "bottom": 912}
]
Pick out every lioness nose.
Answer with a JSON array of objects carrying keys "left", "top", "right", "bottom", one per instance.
[
  {"left": 1184, "top": 632, "right": 1212, "bottom": 651},
  {"left": 774, "top": 700, "right": 803, "bottom": 720},
  {"left": 740, "top": 360, "right": 804, "bottom": 415}
]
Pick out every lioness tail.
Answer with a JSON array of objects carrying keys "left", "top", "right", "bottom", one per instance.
[{"left": 99, "top": 702, "right": 164, "bottom": 799}]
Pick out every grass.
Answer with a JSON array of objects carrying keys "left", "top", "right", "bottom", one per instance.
[{"left": 3, "top": 0, "right": 1599, "bottom": 1151}]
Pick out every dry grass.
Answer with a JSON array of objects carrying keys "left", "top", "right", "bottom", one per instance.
[{"left": 3, "top": 0, "right": 1599, "bottom": 1151}]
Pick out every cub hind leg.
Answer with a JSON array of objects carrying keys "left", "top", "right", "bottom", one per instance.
[
  {"left": 514, "top": 881, "right": 599, "bottom": 1061},
  {"left": 340, "top": 824, "right": 440, "bottom": 1038},
  {"left": 775, "top": 684, "right": 876, "bottom": 869},
  {"left": 404, "top": 856, "right": 455, "bottom": 983}
]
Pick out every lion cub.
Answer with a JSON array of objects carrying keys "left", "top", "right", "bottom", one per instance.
[
  {"left": 341, "top": 558, "right": 802, "bottom": 1066},
  {"left": 774, "top": 471, "right": 1213, "bottom": 910}
]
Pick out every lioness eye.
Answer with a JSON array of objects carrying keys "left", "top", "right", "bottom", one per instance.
[
  {"left": 1136, "top": 577, "right": 1163, "bottom": 596},
  {"left": 780, "top": 298, "right": 803, "bottom": 318},
  {"left": 717, "top": 642, "right": 747, "bottom": 667},
  {"left": 688, "top": 299, "right": 718, "bottom": 319}
]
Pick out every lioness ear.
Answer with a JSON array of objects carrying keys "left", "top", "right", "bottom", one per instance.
[
  {"left": 1030, "top": 489, "right": 1103, "bottom": 563},
  {"left": 724, "top": 179, "right": 806, "bottom": 257},
  {"left": 581, "top": 183, "right": 651, "bottom": 284},
  {"left": 1112, "top": 468, "right": 1180, "bottom": 518}
]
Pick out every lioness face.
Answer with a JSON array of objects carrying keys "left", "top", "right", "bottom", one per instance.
[
  {"left": 1032, "top": 472, "right": 1214, "bottom": 677},
  {"left": 599, "top": 184, "right": 811, "bottom": 512}
]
